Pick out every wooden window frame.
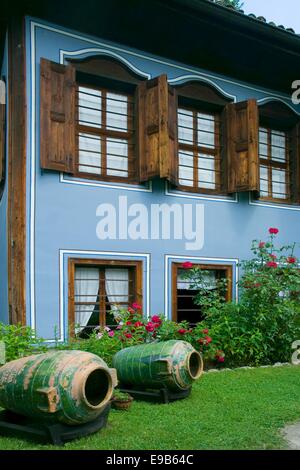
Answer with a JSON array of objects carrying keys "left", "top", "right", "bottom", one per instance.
[
  {"left": 74, "top": 82, "right": 138, "bottom": 184},
  {"left": 176, "top": 104, "right": 222, "bottom": 195},
  {"left": 258, "top": 126, "right": 291, "bottom": 203},
  {"left": 171, "top": 262, "right": 233, "bottom": 322},
  {"left": 68, "top": 258, "right": 143, "bottom": 333}
]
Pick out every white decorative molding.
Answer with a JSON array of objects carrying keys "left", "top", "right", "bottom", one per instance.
[
  {"left": 59, "top": 47, "right": 151, "bottom": 79},
  {"left": 249, "top": 193, "right": 300, "bottom": 212},
  {"left": 165, "top": 181, "right": 238, "bottom": 203},
  {"left": 168, "top": 74, "right": 236, "bottom": 102},
  {"left": 55, "top": 250, "right": 151, "bottom": 342},
  {"left": 257, "top": 96, "right": 300, "bottom": 116}
]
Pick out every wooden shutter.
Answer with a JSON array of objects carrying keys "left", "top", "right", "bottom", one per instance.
[
  {"left": 0, "top": 80, "right": 5, "bottom": 183},
  {"left": 225, "top": 99, "right": 259, "bottom": 193},
  {"left": 289, "top": 122, "right": 300, "bottom": 204},
  {"left": 40, "top": 58, "right": 76, "bottom": 173},
  {"left": 136, "top": 75, "right": 178, "bottom": 184}
]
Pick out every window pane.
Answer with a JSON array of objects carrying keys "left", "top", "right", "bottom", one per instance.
[
  {"left": 105, "top": 268, "right": 129, "bottom": 307},
  {"left": 78, "top": 133, "right": 101, "bottom": 175},
  {"left": 271, "top": 130, "right": 286, "bottom": 162},
  {"left": 272, "top": 168, "right": 287, "bottom": 199},
  {"left": 75, "top": 267, "right": 99, "bottom": 331},
  {"left": 259, "top": 128, "right": 268, "bottom": 158},
  {"left": 198, "top": 154, "right": 216, "bottom": 190},
  {"left": 106, "top": 138, "right": 128, "bottom": 177},
  {"left": 177, "top": 269, "right": 217, "bottom": 290},
  {"left": 197, "top": 113, "right": 215, "bottom": 148},
  {"left": 178, "top": 108, "right": 193, "bottom": 144},
  {"left": 260, "top": 165, "right": 268, "bottom": 196},
  {"left": 179, "top": 150, "right": 193, "bottom": 186},
  {"left": 106, "top": 93, "right": 128, "bottom": 131},
  {"left": 78, "top": 87, "right": 101, "bottom": 128}
]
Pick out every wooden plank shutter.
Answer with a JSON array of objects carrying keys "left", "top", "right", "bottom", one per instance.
[
  {"left": 40, "top": 58, "right": 76, "bottom": 173},
  {"left": 136, "top": 75, "right": 178, "bottom": 183},
  {"left": 0, "top": 81, "right": 5, "bottom": 183},
  {"left": 225, "top": 99, "right": 259, "bottom": 193},
  {"left": 289, "top": 122, "right": 300, "bottom": 204}
]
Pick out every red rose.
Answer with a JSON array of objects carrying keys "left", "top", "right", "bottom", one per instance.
[
  {"left": 182, "top": 261, "right": 193, "bottom": 269},
  {"left": 203, "top": 329, "right": 209, "bottom": 334},
  {"left": 178, "top": 328, "right": 187, "bottom": 335},
  {"left": 266, "top": 261, "right": 278, "bottom": 268},
  {"left": 269, "top": 228, "right": 279, "bottom": 235},
  {"left": 254, "top": 283, "right": 261, "bottom": 288},
  {"left": 125, "top": 333, "right": 132, "bottom": 339},
  {"left": 132, "top": 302, "right": 142, "bottom": 310},
  {"left": 145, "top": 322, "right": 155, "bottom": 332},
  {"left": 128, "top": 307, "right": 135, "bottom": 314},
  {"left": 126, "top": 321, "right": 132, "bottom": 326},
  {"left": 134, "top": 321, "right": 143, "bottom": 328},
  {"left": 287, "top": 257, "right": 297, "bottom": 264},
  {"left": 270, "top": 254, "right": 277, "bottom": 260},
  {"left": 259, "top": 242, "right": 265, "bottom": 249},
  {"left": 217, "top": 356, "right": 225, "bottom": 363},
  {"left": 151, "top": 315, "right": 162, "bottom": 325},
  {"left": 197, "top": 338, "right": 205, "bottom": 344},
  {"left": 205, "top": 336, "right": 212, "bottom": 344}
]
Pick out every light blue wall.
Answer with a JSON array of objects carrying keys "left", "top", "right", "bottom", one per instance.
[
  {"left": 22, "top": 17, "right": 300, "bottom": 340},
  {"left": 0, "top": 37, "right": 9, "bottom": 324}
]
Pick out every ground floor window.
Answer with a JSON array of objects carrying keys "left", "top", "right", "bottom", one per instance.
[
  {"left": 172, "top": 263, "right": 232, "bottom": 325},
  {"left": 68, "top": 259, "right": 142, "bottom": 335}
]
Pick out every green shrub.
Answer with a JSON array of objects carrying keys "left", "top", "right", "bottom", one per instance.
[{"left": 0, "top": 323, "right": 47, "bottom": 362}]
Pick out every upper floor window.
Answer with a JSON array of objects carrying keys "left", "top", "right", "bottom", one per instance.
[
  {"left": 175, "top": 81, "right": 231, "bottom": 195},
  {"left": 76, "top": 84, "right": 135, "bottom": 181},
  {"left": 259, "top": 127, "right": 290, "bottom": 201},
  {"left": 178, "top": 108, "right": 221, "bottom": 192},
  {"left": 257, "top": 101, "right": 300, "bottom": 205}
]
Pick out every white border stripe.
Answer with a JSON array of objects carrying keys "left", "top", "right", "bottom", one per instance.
[{"left": 57, "top": 250, "right": 150, "bottom": 342}]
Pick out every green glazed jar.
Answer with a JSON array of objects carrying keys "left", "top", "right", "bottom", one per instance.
[
  {"left": 113, "top": 340, "right": 203, "bottom": 392},
  {"left": 0, "top": 350, "right": 117, "bottom": 425}
]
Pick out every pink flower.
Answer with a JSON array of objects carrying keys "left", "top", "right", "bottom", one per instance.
[
  {"left": 270, "top": 254, "right": 277, "bottom": 260},
  {"left": 132, "top": 303, "right": 142, "bottom": 310},
  {"left": 134, "top": 321, "right": 143, "bottom": 328},
  {"left": 182, "top": 261, "right": 193, "bottom": 269},
  {"left": 287, "top": 257, "right": 297, "bottom": 264},
  {"left": 108, "top": 331, "right": 115, "bottom": 337},
  {"left": 105, "top": 326, "right": 111, "bottom": 331},
  {"left": 269, "top": 228, "right": 279, "bottom": 235},
  {"left": 217, "top": 356, "right": 225, "bottom": 363},
  {"left": 116, "top": 325, "right": 122, "bottom": 330},
  {"left": 266, "top": 261, "right": 278, "bottom": 268},
  {"left": 151, "top": 315, "right": 162, "bottom": 325},
  {"left": 128, "top": 307, "right": 135, "bottom": 314},
  {"left": 178, "top": 328, "right": 187, "bottom": 335},
  {"left": 145, "top": 322, "right": 155, "bottom": 332},
  {"left": 259, "top": 242, "right": 266, "bottom": 249},
  {"left": 205, "top": 336, "right": 212, "bottom": 344},
  {"left": 203, "top": 329, "right": 209, "bottom": 334}
]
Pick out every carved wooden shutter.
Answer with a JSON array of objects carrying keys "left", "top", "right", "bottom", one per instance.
[
  {"left": 289, "top": 122, "right": 300, "bottom": 204},
  {"left": 136, "top": 75, "right": 178, "bottom": 184},
  {"left": 0, "top": 80, "right": 5, "bottom": 183},
  {"left": 40, "top": 58, "right": 76, "bottom": 173},
  {"left": 225, "top": 99, "right": 259, "bottom": 193}
]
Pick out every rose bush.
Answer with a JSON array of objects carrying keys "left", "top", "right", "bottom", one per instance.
[{"left": 182, "top": 228, "right": 300, "bottom": 366}]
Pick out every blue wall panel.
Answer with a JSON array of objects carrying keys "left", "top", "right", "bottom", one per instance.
[{"left": 20, "top": 17, "right": 300, "bottom": 340}]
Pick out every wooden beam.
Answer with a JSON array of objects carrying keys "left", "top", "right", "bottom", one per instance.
[{"left": 7, "top": 17, "right": 26, "bottom": 325}]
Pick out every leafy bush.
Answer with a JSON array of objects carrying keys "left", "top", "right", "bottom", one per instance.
[
  {"left": 0, "top": 323, "right": 47, "bottom": 362},
  {"left": 183, "top": 228, "right": 300, "bottom": 366},
  {"left": 59, "top": 304, "right": 223, "bottom": 367}
]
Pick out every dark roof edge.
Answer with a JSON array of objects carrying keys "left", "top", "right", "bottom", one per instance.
[{"left": 163, "top": 0, "right": 300, "bottom": 46}]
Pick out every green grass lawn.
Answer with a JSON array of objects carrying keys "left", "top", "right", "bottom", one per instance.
[{"left": 0, "top": 365, "right": 300, "bottom": 450}]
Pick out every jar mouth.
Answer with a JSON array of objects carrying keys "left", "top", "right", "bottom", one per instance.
[
  {"left": 82, "top": 367, "right": 113, "bottom": 409},
  {"left": 187, "top": 351, "right": 203, "bottom": 380}
]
